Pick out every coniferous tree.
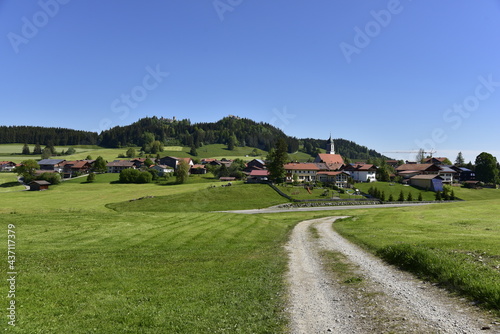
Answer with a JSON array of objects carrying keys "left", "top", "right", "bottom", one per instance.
[
  {"left": 398, "top": 190, "right": 405, "bottom": 202},
  {"left": 455, "top": 152, "right": 465, "bottom": 166},
  {"left": 267, "top": 138, "right": 288, "bottom": 183},
  {"left": 388, "top": 194, "right": 394, "bottom": 202},
  {"left": 435, "top": 191, "right": 442, "bottom": 201},
  {"left": 418, "top": 193, "right": 423, "bottom": 201},
  {"left": 22, "top": 144, "right": 30, "bottom": 155},
  {"left": 33, "top": 143, "right": 42, "bottom": 155},
  {"left": 407, "top": 192, "right": 413, "bottom": 201}
]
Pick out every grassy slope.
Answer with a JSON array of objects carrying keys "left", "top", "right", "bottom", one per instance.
[
  {"left": 107, "top": 183, "right": 288, "bottom": 212},
  {"left": 0, "top": 173, "right": 24, "bottom": 192},
  {"left": 275, "top": 185, "right": 364, "bottom": 200}
]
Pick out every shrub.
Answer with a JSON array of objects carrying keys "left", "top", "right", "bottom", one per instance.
[
  {"left": 398, "top": 190, "right": 405, "bottom": 202},
  {"left": 87, "top": 172, "right": 96, "bottom": 183}
]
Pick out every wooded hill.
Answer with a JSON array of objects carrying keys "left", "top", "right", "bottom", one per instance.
[{"left": 0, "top": 116, "right": 386, "bottom": 160}]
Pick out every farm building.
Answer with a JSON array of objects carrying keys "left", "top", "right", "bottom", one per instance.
[
  {"left": 246, "top": 170, "right": 269, "bottom": 183},
  {"left": 409, "top": 174, "right": 444, "bottom": 192},
  {"left": 0, "top": 161, "right": 16, "bottom": 172},
  {"left": 316, "top": 171, "right": 349, "bottom": 188},
  {"left": 29, "top": 180, "right": 51, "bottom": 191}
]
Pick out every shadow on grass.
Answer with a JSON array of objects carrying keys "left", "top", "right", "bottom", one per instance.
[{"left": 0, "top": 181, "right": 22, "bottom": 188}]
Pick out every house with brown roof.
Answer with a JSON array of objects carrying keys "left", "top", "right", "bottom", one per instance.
[
  {"left": 395, "top": 163, "right": 441, "bottom": 180},
  {"left": 190, "top": 164, "right": 207, "bottom": 174},
  {"left": 106, "top": 160, "right": 135, "bottom": 173},
  {"left": 38, "top": 159, "right": 66, "bottom": 172},
  {"left": 62, "top": 160, "right": 91, "bottom": 178},
  {"left": 29, "top": 180, "right": 51, "bottom": 191},
  {"left": 343, "top": 164, "right": 377, "bottom": 183},
  {"left": 247, "top": 169, "right": 269, "bottom": 183},
  {"left": 284, "top": 163, "right": 320, "bottom": 182}
]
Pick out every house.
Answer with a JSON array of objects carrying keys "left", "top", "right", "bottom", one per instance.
[
  {"left": 106, "top": 160, "right": 135, "bottom": 173},
  {"left": 37, "top": 159, "right": 66, "bottom": 172},
  {"left": 343, "top": 164, "right": 377, "bottom": 183},
  {"left": 29, "top": 180, "right": 51, "bottom": 191},
  {"left": 190, "top": 164, "right": 207, "bottom": 174},
  {"left": 424, "top": 157, "right": 449, "bottom": 165},
  {"left": 450, "top": 166, "right": 476, "bottom": 182},
  {"left": 0, "top": 161, "right": 16, "bottom": 172},
  {"left": 396, "top": 164, "right": 441, "bottom": 179},
  {"left": 409, "top": 174, "right": 444, "bottom": 192},
  {"left": 386, "top": 160, "right": 400, "bottom": 168},
  {"left": 284, "top": 163, "right": 320, "bottom": 182},
  {"left": 158, "top": 156, "right": 194, "bottom": 170},
  {"left": 62, "top": 160, "right": 91, "bottom": 178},
  {"left": 316, "top": 171, "right": 349, "bottom": 188},
  {"left": 130, "top": 158, "right": 148, "bottom": 169},
  {"left": 246, "top": 170, "right": 269, "bottom": 183},
  {"left": 245, "top": 159, "right": 266, "bottom": 171},
  {"left": 438, "top": 166, "right": 457, "bottom": 184},
  {"left": 151, "top": 165, "right": 174, "bottom": 176}
]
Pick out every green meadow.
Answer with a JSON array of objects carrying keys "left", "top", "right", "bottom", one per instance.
[
  {"left": 2, "top": 163, "right": 500, "bottom": 332},
  {"left": 355, "top": 181, "right": 436, "bottom": 201}
]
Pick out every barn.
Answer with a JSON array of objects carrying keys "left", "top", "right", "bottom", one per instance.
[{"left": 29, "top": 180, "right": 51, "bottom": 191}]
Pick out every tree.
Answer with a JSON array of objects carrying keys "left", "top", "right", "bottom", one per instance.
[
  {"left": 398, "top": 190, "right": 405, "bottom": 202},
  {"left": 144, "top": 158, "right": 154, "bottom": 167},
  {"left": 86, "top": 155, "right": 93, "bottom": 160},
  {"left": 22, "top": 144, "right": 30, "bottom": 155},
  {"left": 406, "top": 192, "right": 413, "bottom": 201},
  {"left": 455, "top": 152, "right": 465, "bottom": 166},
  {"left": 267, "top": 138, "right": 289, "bottom": 183},
  {"left": 87, "top": 172, "right": 96, "bottom": 182},
  {"left": 388, "top": 194, "right": 394, "bottom": 202},
  {"left": 93, "top": 156, "right": 107, "bottom": 173},
  {"left": 126, "top": 148, "right": 137, "bottom": 158},
  {"left": 37, "top": 172, "right": 61, "bottom": 185},
  {"left": 418, "top": 193, "right": 423, "bottom": 201},
  {"left": 176, "top": 160, "right": 190, "bottom": 184},
  {"left": 190, "top": 146, "right": 198, "bottom": 156},
  {"left": 380, "top": 191, "right": 386, "bottom": 202},
  {"left": 33, "top": 143, "right": 42, "bottom": 155},
  {"left": 435, "top": 191, "right": 442, "bottom": 201},
  {"left": 65, "top": 147, "right": 76, "bottom": 155},
  {"left": 227, "top": 135, "right": 236, "bottom": 151},
  {"left": 415, "top": 149, "right": 425, "bottom": 163},
  {"left": 475, "top": 152, "right": 499, "bottom": 184},
  {"left": 14, "top": 159, "right": 39, "bottom": 183},
  {"left": 41, "top": 147, "right": 52, "bottom": 159}
]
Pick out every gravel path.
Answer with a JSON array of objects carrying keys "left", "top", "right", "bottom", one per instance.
[{"left": 286, "top": 217, "right": 499, "bottom": 334}]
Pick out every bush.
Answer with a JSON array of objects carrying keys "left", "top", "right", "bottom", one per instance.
[
  {"left": 37, "top": 172, "right": 61, "bottom": 185},
  {"left": 87, "top": 172, "right": 96, "bottom": 183},
  {"left": 119, "top": 169, "right": 152, "bottom": 184}
]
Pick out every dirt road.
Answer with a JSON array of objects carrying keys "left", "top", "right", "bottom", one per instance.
[{"left": 285, "top": 217, "right": 498, "bottom": 333}]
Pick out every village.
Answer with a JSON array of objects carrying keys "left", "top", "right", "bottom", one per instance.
[{"left": 0, "top": 135, "right": 480, "bottom": 194}]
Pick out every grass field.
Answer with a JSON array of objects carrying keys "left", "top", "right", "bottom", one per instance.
[
  {"left": 0, "top": 173, "right": 23, "bottom": 192},
  {"left": 333, "top": 200, "right": 500, "bottom": 312}
]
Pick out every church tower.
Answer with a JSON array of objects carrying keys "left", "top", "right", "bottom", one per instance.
[{"left": 326, "top": 134, "right": 335, "bottom": 154}]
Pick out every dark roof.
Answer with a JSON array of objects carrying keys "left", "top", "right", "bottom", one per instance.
[
  {"left": 37, "top": 159, "right": 65, "bottom": 165},
  {"left": 410, "top": 174, "right": 443, "bottom": 180},
  {"left": 30, "top": 180, "right": 51, "bottom": 185},
  {"left": 106, "top": 160, "right": 135, "bottom": 167}
]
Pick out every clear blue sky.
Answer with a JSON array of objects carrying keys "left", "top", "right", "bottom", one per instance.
[{"left": 1, "top": 0, "right": 500, "bottom": 163}]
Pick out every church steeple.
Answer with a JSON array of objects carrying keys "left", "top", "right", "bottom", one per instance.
[{"left": 326, "top": 134, "right": 335, "bottom": 154}]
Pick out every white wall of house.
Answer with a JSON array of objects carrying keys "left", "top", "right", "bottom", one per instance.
[
  {"left": 439, "top": 172, "right": 454, "bottom": 183},
  {"left": 351, "top": 171, "right": 376, "bottom": 182},
  {"left": 286, "top": 170, "right": 317, "bottom": 182}
]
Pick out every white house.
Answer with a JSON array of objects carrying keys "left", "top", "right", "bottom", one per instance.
[
  {"left": 343, "top": 164, "right": 377, "bottom": 182},
  {"left": 151, "top": 165, "right": 174, "bottom": 176},
  {"left": 284, "top": 163, "right": 320, "bottom": 182}
]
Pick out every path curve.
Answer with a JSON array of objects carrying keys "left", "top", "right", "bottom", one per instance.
[{"left": 286, "top": 217, "right": 497, "bottom": 333}]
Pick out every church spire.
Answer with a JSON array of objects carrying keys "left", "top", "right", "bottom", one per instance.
[{"left": 326, "top": 134, "right": 335, "bottom": 154}]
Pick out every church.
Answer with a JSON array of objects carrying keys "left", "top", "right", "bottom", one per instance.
[{"left": 314, "top": 135, "right": 344, "bottom": 170}]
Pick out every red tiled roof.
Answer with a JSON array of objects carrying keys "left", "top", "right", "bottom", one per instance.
[
  {"left": 284, "top": 163, "right": 320, "bottom": 171},
  {"left": 191, "top": 164, "right": 205, "bottom": 169},
  {"left": 316, "top": 153, "right": 344, "bottom": 165},
  {"left": 396, "top": 163, "right": 437, "bottom": 172},
  {"left": 249, "top": 170, "right": 269, "bottom": 176}
]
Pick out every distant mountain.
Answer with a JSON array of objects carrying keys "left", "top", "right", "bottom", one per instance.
[{"left": 0, "top": 116, "right": 387, "bottom": 160}]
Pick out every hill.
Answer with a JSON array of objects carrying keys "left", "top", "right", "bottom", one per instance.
[{"left": 0, "top": 116, "right": 387, "bottom": 160}]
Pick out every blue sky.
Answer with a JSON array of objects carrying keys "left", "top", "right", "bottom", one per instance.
[{"left": 1, "top": 1, "right": 499, "bottom": 163}]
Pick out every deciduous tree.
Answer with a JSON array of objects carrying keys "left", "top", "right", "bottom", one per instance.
[{"left": 475, "top": 152, "right": 499, "bottom": 184}]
